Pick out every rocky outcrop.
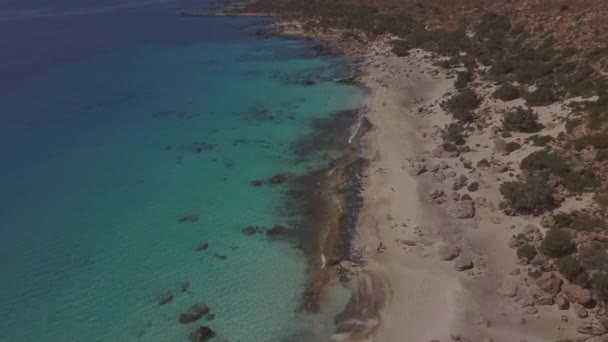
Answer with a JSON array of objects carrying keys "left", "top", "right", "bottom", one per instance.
[
  {"left": 563, "top": 284, "right": 593, "bottom": 306},
  {"left": 453, "top": 256, "right": 473, "bottom": 271},
  {"left": 536, "top": 272, "right": 563, "bottom": 295},
  {"left": 438, "top": 245, "right": 461, "bottom": 261},
  {"left": 448, "top": 200, "right": 475, "bottom": 219},
  {"left": 577, "top": 320, "right": 608, "bottom": 336}
]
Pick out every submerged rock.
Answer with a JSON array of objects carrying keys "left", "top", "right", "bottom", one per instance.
[
  {"left": 241, "top": 226, "right": 258, "bottom": 236},
  {"left": 214, "top": 253, "right": 227, "bottom": 260},
  {"left": 195, "top": 242, "right": 209, "bottom": 251},
  {"left": 158, "top": 291, "right": 174, "bottom": 305},
  {"left": 178, "top": 215, "right": 199, "bottom": 223},
  {"left": 268, "top": 174, "right": 288, "bottom": 184},
  {"left": 266, "top": 224, "right": 286, "bottom": 236},
  {"left": 190, "top": 326, "right": 214, "bottom": 342},
  {"left": 180, "top": 280, "right": 191, "bottom": 292},
  {"left": 179, "top": 303, "right": 210, "bottom": 324},
  {"left": 250, "top": 180, "right": 263, "bottom": 187}
]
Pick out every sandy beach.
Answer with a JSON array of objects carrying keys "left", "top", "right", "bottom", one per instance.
[{"left": 341, "top": 41, "right": 587, "bottom": 341}]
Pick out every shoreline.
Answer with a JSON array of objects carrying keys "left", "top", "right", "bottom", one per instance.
[{"left": 272, "top": 19, "right": 588, "bottom": 342}]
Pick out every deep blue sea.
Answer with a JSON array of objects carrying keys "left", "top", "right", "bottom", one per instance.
[{"left": 0, "top": 1, "right": 364, "bottom": 341}]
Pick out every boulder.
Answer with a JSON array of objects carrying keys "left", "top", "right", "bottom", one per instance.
[
  {"left": 498, "top": 282, "right": 519, "bottom": 297},
  {"left": 433, "top": 171, "right": 446, "bottom": 181},
  {"left": 522, "top": 306, "right": 538, "bottom": 315},
  {"left": 190, "top": 326, "right": 214, "bottom": 342},
  {"left": 438, "top": 245, "right": 461, "bottom": 261},
  {"left": 574, "top": 303, "right": 589, "bottom": 318},
  {"left": 535, "top": 272, "right": 563, "bottom": 295},
  {"left": 556, "top": 295, "right": 569, "bottom": 310},
  {"left": 179, "top": 304, "right": 210, "bottom": 324},
  {"left": 452, "top": 175, "right": 468, "bottom": 190},
  {"left": 563, "top": 284, "right": 593, "bottom": 305},
  {"left": 412, "top": 163, "right": 427, "bottom": 175},
  {"left": 577, "top": 320, "right": 608, "bottom": 336},
  {"left": 448, "top": 200, "right": 475, "bottom": 219},
  {"left": 453, "top": 256, "right": 473, "bottom": 271}
]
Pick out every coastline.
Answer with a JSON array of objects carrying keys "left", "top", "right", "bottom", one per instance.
[{"left": 272, "top": 19, "right": 588, "bottom": 342}]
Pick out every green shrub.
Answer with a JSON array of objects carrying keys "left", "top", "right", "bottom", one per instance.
[
  {"left": 443, "top": 123, "right": 465, "bottom": 145},
  {"left": 493, "top": 83, "right": 520, "bottom": 101},
  {"left": 539, "top": 229, "right": 575, "bottom": 258},
  {"left": 503, "top": 107, "right": 543, "bottom": 133},
  {"left": 444, "top": 88, "right": 481, "bottom": 122},
  {"left": 580, "top": 243, "right": 608, "bottom": 271},
  {"left": 454, "top": 70, "right": 473, "bottom": 89},
  {"left": 531, "top": 135, "right": 553, "bottom": 146},
  {"left": 467, "top": 181, "right": 479, "bottom": 192},
  {"left": 520, "top": 151, "right": 568, "bottom": 174},
  {"left": 592, "top": 272, "right": 608, "bottom": 302},
  {"left": 598, "top": 150, "right": 608, "bottom": 161},
  {"left": 573, "top": 133, "right": 608, "bottom": 150},
  {"left": 520, "top": 150, "right": 599, "bottom": 193},
  {"left": 556, "top": 255, "right": 583, "bottom": 280},
  {"left": 524, "top": 86, "right": 557, "bottom": 106},
  {"left": 499, "top": 177, "right": 555, "bottom": 214},
  {"left": 505, "top": 142, "right": 521, "bottom": 153},
  {"left": 392, "top": 40, "right": 410, "bottom": 57},
  {"left": 565, "top": 118, "right": 582, "bottom": 133},
  {"left": 556, "top": 211, "right": 606, "bottom": 231},
  {"left": 442, "top": 142, "right": 458, "bottom": 152},
  {"left": 517, "top": 244, "right": 537, "bottom": 261}
]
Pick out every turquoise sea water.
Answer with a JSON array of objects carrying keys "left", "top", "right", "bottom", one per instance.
[{"left": 0, "top": 1, "right": 364, "bottom": 341}]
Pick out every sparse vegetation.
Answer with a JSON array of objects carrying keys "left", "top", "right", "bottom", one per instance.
[
  {"left": 505, "top": 141, "right": 521, "bottom": 153},
  {"left": 517, "top": 243, "right": 537, "bottom": 261},
  {"left": 493, "top": 83, "right": 520, "bottom": 101},
  {"left": 443, "top": 88, "right": 481, "bottom": 122},
  {"left": 539, "top": 229, "right": 575, "bottom": 258},
  {"left": 502, "top": 107, "right": 542, "bottom": 133},
  {"left": 443, "top": 123, "right": 465, "bottom": 145},
  {"left": 500, "top": 177, "right": 554, "bottom": 214},
  {"left": 556, "top": 255, "right": 583, "bottom": 281},
  {"left": 454, "top": 70, "right": 472, "bottom": 89}
]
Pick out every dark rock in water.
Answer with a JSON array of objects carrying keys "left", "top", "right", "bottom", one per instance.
[
  {"left": 158, "top": 291, "right": 174, "bottom": 305},
  {"left": 214, "top": 253, "right": 227, "bottom": 260},
  {"left": 178, "top": 215, "right": 199, "bottom": 223},
  {"left": 266, "top": 224, "right": 286, "bottom": 236},
  {"left": 187, "top": 141, "right": 215, "bottom": 153},
  {"left": 250, "top": 180, "right": 263, "bottom": 187},
  {"left": 205, "top": 313, "right": 215, "bottom": 321},
  {"left": 303, "top": 80, "right": 316, "bottom": 86},
  {"left": 164, "top": 145, "right": 173, "bottom": 151},
  {"left": 180, "top": 280, "right": 191, "bottom": 292},
  {"left": 195, "top": 242, "right": 209, "bottom": 251},
  {"left": 241, "top": 226, "right": 258, "bottom": 235},
  {"left": 179, "top": 303, "right": 210, "bottom": 324},
  {"left": 189, "top": 326, "right": 214, "bottom": 342},
  {"left": 268, "top": 174, "right": 288, "bottom": 184}
]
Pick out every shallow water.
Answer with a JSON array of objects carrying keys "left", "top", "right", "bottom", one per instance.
[{"left": 0, "top": 1, "right": 364, "bottom": 341}]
